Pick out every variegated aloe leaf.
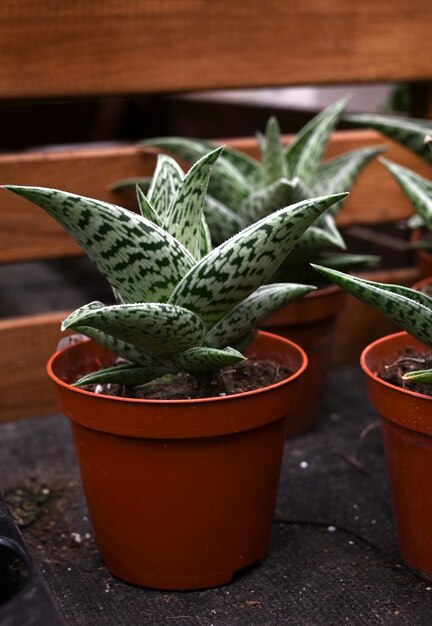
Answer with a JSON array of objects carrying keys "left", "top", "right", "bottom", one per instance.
[
  {"left": 314, "top": 145, "right": 385, "bottom": 212},
  {"left": 346, "top": 113, "right": 432, "bottom": 163},
  {"left": 62, "top": 302, "right": 205, "bottom": 357},
  {"left": 147, "top": 155, "right": 184, "bottom": 221},
  {"left": 284, "top": 98, "right": 347, "bottom": 184},
  {"left": 239, "top": 178, "right": 304, "bottom": 223},
  {"left": 4, "top": 186, "right": 195, "bottom": 304},
  {"left": 204, "top": 283, "right": 315, "bottom": 348},
  {"left": 199, "top": 216, "right": 212, "bottom": 258},
  {"left": 203, "top": 195, "right": 248, "bottom": 243},
  {"left": 136, "top": 186, "right": 161, "bottom": 224},
  {"left": 403, "top": 368, "right": 432, "bottom": 384},
  {"left": 170, "top": 193, "right": 347, "bottom": 328},
  {"left": 312, "top": 265, "right": 432, "bottom": 348},
  {"left": 315, "top": 213, "right": 346, "bottom": 249},
  {"left": 163, "top": 147, "right": 223, "bottom": 258},
  {"left": 174, "top": 346, "right": 245, "bottom": 373},
  {"left": 109, "top": 177, "right": 151, "bottom": 193},
  {"left": 381, "top": 158, "right": 432, "bottom": 230},
  {"left": 261, "top": 117, "right": 286, "bottom": 186},
  {"left": 72, "top": 325, "right": 164, "bottom": 366},
  {"left": 317, "top": 253, "right": 379, "bottom": 271},
  {"left": 289, "top": 224, "right": 345, "bottom": 260},
  {"left": 74, "top": 363, "right": 171, "bottom": 387},
  {"left": 142, "top": 137, "right": 252, "bottom": 211}
]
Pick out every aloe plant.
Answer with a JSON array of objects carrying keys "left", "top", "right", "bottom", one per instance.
[
  {"left": 5, "top": 149, "right": 346, "bottom": 390},
  {"left": 312, "top": 265, "right": 432, "bottom": 386},
  {"left": 132, "top": 99, "right": 382, "bottom": 284},
  {"left": 346, "top": 112, "right": 432, "bottom": 241}
]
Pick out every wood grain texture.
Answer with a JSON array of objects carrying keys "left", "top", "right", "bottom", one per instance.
[
  {"left": 1, "top": 130, "right": 431, "bottom": 263},
  {"left": 0, "top": 267, "right": 421, "bottom": 422},
  {"left": 0, "top": 312, "right": 70, "bottom": 422},
  {"left": 0, "top": 1, "right": 431, "bottom": 98}
]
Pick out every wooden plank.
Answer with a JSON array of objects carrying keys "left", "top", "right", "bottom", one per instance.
[
  {"left": 0, "top": 1, "right": 431, "bottom": 98},
  {"left": 332, "top": 267, "right": 420, "bottom": 365},
  {"left": 1, "top": 130, "right": 431, "bottom": 263},
  {"left": 0, "top": 312, "right": 70, "bottom": 422},
  {"left": 0, "top": 266, "right": 421, "bottom": 421}
]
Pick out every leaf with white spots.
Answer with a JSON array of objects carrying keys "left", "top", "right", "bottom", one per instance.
[
  {"left": 204, "top": 283, "right": 315, "bottom": 348},
  {"left": 3, "top": 186, "right": 195, "bottom": 304},
  {"left": 312, "top": 265, "right": 432, "bottom": 348},
  {"left": 174, "top": 346, "right": 245, "bottom": 373},
  {"left": 62, "top": 302, "right": 206, "bottom": 358},
  {"left": 74, "top": 363, "right": 170, "bottom": 387},
  {"left": 147, "top": 154, "right": 184, "bottom": 219},
  {"left": 170, "top": 193, "right": 347, "bottom": 327}
]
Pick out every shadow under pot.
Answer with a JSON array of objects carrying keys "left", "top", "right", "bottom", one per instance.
[
  {"left": 361, "top": 331, "right": 432, "bottom": 577},
  {"left": 47, "top": 331, "right": 307, "bottom": 591},
  {"left": 261, "top": 284, "right": 346, "bottom": 437}
]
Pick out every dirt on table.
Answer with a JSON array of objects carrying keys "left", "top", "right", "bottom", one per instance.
[
  {"left": 378, "top": 347, "right": 432, "bottom": 396},
  {"left": 81, "top": 359, "right": 291, "bottom": 400}
]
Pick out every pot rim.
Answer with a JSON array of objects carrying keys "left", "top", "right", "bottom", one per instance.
[
  {"left": 360, "top": 330, "right": 432, "bottom": 401},
  {"left": 47, "top": 330, "right": 308, "bottom": 406}
]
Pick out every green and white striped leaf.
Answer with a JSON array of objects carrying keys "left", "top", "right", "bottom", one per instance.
[
  {"left": 381, "top": 158, "right": 432, "bottom": 230},
  {"left": 312, "top": 265, "right": 432, "bottom": 348},
  {"left": 4, "top": 186, "right": 195, "bottom": 304},
  {"left": 204, "top": 283, "right": 316, "bottom": 348},
  {"left": 163, "top": 147, "right": 223, "bottom": 258},
  {"left": 316, "top": 253, "right": 379, "bottom": 271},
  {"left": 346, "top": 113, "right": 432, "bottom": 163},
  {"left": 284, "top": 98, "right": 347, "bottom": 184},
  {"left": 314, "top": 145, "right": 385, "bottom": 212},
  {"left": 261, "top": 117, "right": 286, "bottom": 186},
  {"left": 109, "top": 177, "right": 151, "bottom": 193},
  {"left": 170, "top": 193, "right": 347, "bottom": 327},
  {"left": 403, "top": 368, "right": 432, "bottom": 384},
  {"left": 74, "top": 363, "right": 170, "bottom": 387},
  {"left": 71, "top": 325, "right": 164, "bottom": 366},
  {"left": 239, "top": 178, "right": 305, "bottom": 223},
  {"left": 62, "top": 302, "right": 206, "bottom": 357},
  {"left": 199, "top": 216, "right": 212, "bottom": 258},
  {"left": 174, "top": 346, "right": 245, "bottom": 373},
  {"left": 315, "top": 213, "right": 346, "bottom": 249},
  {"left": 148, "top": 155, "right": 184, "bottom": 220},
  {"left": 142, "top": 137, "right": 252, "bottom": 211},
  {"left": 290, "top": 223, "right": 346, "bottom": 260},
  {"left": 203, "top": 195, "right": 248, "bottom": 243},
  {"left": 136, "top": 186, "right": 161, "bottom": 224}
]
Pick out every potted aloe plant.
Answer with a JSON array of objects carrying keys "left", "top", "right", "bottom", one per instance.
[
  {"left": 347, "top": 113, "right": 432, "bottom": 277},
  {"left": 136, "top": 100, "right": 382, "bottom": 435},
  {"left": 5, "top": 148, "right": 345, "bottom": 590},
  {"left": 313, "top": 264, "right": 432, "bottom": 577}
]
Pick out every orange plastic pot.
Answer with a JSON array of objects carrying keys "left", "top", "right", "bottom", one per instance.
[
  {"left": 261, "top": 285, "right": 346, "bottom": 436},
  {"left": 411, "top": 229, "right": 432, "bottom": 278},
  {"left": 361, "top": 332, "right": 432, "bottom": 576},
  {"left": 47, "top": 331, "right": 307, "bottom": 590}
]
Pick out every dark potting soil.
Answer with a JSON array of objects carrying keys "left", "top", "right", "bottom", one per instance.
[
  {"left": 378, "top": 347, "right": 432, "bottom": 396},
  {"left": 81, "top": 359, "right": 291, "bottom": 400}
]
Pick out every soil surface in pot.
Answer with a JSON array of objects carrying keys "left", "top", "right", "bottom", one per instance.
[
  {"left": 80, "top": 359, "right": 291, "bottom": 400},
  {"left": 378, "top": 347, "right": 432, "bottom": 396}
]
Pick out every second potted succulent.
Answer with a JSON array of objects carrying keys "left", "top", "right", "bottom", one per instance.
[
  {"left": 314, "top": 264, "right": 432, "bottom": 577},
  {"left": 6, "top": 148, "right": 345, "bottom": 590},
  {"left": 140, "top": 100, "right": 382, "bottom": 434}
]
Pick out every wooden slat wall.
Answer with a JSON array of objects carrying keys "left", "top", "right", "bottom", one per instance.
[
  {"left": 0, "top": 1, "right": 431, "bottom": 98},
  {"left": 1, "top": 130, "right": 431, "bottom": 263}
]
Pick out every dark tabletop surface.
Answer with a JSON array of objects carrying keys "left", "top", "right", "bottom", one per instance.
[{"left": 2, "top": 365, "right": 432, "bottom": 626}]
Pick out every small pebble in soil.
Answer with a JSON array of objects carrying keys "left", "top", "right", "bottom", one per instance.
[
  {"left": 299, "top": 461, "right": 309, "bottom": 469},
  {"left": 327, "top": 525, "right": 337, "bottom": 532}
]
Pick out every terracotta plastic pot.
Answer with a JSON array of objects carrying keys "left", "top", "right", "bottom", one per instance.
[
  {"left": 47, "top": 331, "right": 307, "bottom": 590},
  {"left": 361, "top": 331, "right": 432, "bottom": 576},
  {"left": 261, "top": 285, "right": 346, "bottom": 436},
  {"left": 411, "top": 229, "right": 432, "bottom": 278}
]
